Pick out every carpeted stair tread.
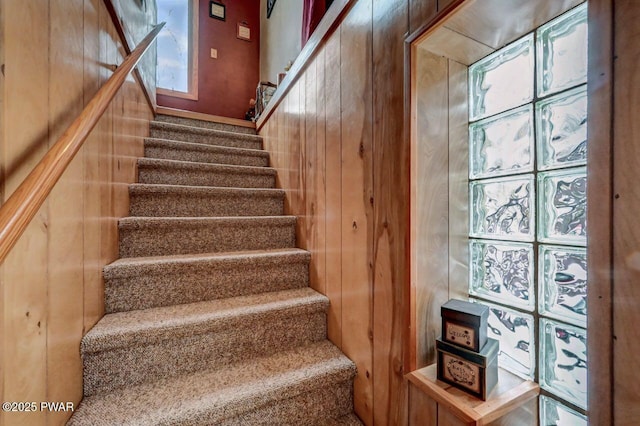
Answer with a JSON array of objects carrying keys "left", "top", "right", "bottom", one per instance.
[
  {"left": 145, "top": 138, "right": 270, "bottom": 167},
  {"left": 83, "top": 287, "right": 327, "bottom": 354},
  {"left": 137, "top": 157, "right": 276, "bottom": 188},
  {"left": 119, "top": 215, "right": 297, "bottom": 257},
  {"left": 69, "top": 341, "right": 356, "bottom": 425},
  {"left": 320, "top": 414, "right": 364, "bottom": 425},
  {"left": 155, "top": 114, "right": 257, "bottom": 135},
  {"left": 104, "top": 248, "right": 311, "bottom": 313},
  {"left": 81, "top": 288, "right": 330, "bottom": 395},
  {"left": 105, "top": 248, "right": 309, "bottom": 277},
  {"left": 129, "top": 184, "right": 285, "bottom": 217},
  {"left": 150, "top": 121, "right": 263, "bottom": 150}
]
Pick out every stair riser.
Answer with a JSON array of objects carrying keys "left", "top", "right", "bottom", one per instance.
[
  {"left": 150, "top": 127, "right": 262, "bottom": 150},
  {"left": 138, "top": 167, "right": 276, "bottom": 188},
  {"left": 105, "top": 261, "right": 309, "bottom": 313},
  {"left": 129, "top": 192, "right": 284, "bottom": 217},
  {"left": 220, "top": 380, "right": 354, "bottom": 426},
  {"left": 145, "top": 145, "right": 269, "bottom": 167},
  {"left": 83, "top": 311, "right": 327, "bottom": 396},
  {"left": 155, "top": 115, "right": 257, "bottom": 135},
  {"left": 119, "top": 221, "right": 296, "bottom": 257}
]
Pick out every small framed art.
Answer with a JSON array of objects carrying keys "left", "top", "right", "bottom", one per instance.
[{"left": 209, "top": 1, "right": 225, "bottom": 21}]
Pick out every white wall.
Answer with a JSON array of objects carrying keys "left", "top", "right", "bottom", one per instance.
[{"left": 260, "top": 0, "right": 303, "bottom": 84}]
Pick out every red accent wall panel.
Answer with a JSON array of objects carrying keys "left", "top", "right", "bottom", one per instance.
[{"left": 157, "top": 0, "right": 259, "bottom": 120}]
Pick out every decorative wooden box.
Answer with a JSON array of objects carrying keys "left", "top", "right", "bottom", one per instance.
[
  {"left": 441, "top": 299, "right": 489, "bottom": 352},
  {"left": 436, "top": 337, "right": 499, "bottom": 400}
]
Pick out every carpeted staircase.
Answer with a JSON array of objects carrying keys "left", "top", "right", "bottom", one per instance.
[{"left": 69, "top": 115, "right": 361, "bottom": 425}]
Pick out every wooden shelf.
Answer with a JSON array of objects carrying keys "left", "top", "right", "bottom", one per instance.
[{"left": 407, "top": 364, "right": 539, "bottom": 425}]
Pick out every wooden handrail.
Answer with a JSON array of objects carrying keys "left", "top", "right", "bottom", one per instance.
[{"left": 0, "top": 22, "right": 165, "bottom": 264}]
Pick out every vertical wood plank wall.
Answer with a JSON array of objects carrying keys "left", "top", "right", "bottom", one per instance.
[
  {"left": 0, "top": 0, "right": 154, "bottom": 424},
  {"left": 258, "top": 0, "right": 444, "bottom": 423},
  {"left": 612, "top": 0, "right": 640, "bottom": 424}
]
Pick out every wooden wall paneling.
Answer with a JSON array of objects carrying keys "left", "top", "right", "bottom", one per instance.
[
  {"left": 408, "top": 383, "right": 437, "bottom": 425},
  {"left": 276, "top": 98, "right": 285, "bottom": 192},
  {"left": 412, "top": 50, "right": 449, "bottom": 370},
  {"left": 324, "top": 30, "right": 343, "bottom": 348},
  {"left": 283, "top": 91, "right": 291, "bottom": 194},
  {"left": 409, "top": 44, "right": 419, "bottom": 374},
  {"left": 99, "top": 11, "right": 118, "bottom": 268},
  {"left": 0, "top": 1, "right": 154, "bottom": 423},
  {"left": 340, "top": 0, "right": 374, "bottom": 422},
  {"left": 289, "top": 82, "right": 302, "bottom": 216},
  {"left": 305, "top": 56, "right": 325, "bottom": 293},
  {"left": 409, "top": 0, "right": 437, "bottom": 35},
  {"left": 112, "top": 44, "right": 131, "bottom": 222},
  {"left": 2, "top": 1, "right": 50, "bottom": 424},
  {"left": 586, "top": 0, "right": 613, "bottom": 422},
  {"left": 297, "top": 76, "right": 308, "bottom": 249},
  {"left": 83, "top": 0, "right": 106, "bottom": 333},
  {"left": 46, "top": 1, "right": 85, "bottom": 423},
  {"left": 613, "top": 1, "right": 640, "bottom": 423},
  {"left": 313, "top": 50, "right": 328, "bottom": 297},
  {"left": 372, "top": 0, "right": 410, "bottom": 424},
  {"left": 447, "top": 59, "right": 469, "bottom": 300}
]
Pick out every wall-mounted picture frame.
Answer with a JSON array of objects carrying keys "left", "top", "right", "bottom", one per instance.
[
  {"left": 237, "top": 22, "right": 251, "bottom": 41},
  {"left": 267, "top": 0, "right": 277, "bottom": 19},
  {"left": 209, "top": 1, "right": 225, "bottom": 21}
]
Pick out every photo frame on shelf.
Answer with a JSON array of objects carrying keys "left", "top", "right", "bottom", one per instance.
[{"left": 209, "top": 1, "right": 225, "bottom": 21}]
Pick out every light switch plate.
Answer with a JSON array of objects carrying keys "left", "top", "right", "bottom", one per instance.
[{"left": 210, "top": 48, "right": 218, "bottom": 59}]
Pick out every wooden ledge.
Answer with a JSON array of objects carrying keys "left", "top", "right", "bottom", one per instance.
[
  {"left": 156, "top": 107, "right": 256, "bottom": 129},
  {"left": 407, "top": 364, "right": 539, "bottom": 425}
]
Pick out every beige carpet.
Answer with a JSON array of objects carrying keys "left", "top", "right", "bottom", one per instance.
[{"left": 69, "top": 115, "right": 360, "bottom": 425}]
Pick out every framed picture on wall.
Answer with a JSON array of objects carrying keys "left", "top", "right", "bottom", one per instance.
[
  {"left": 267, "top": 0, "right": 277, "bottom": 19},
  {"left": 209, "top": 1, "right": 225, "bottom": 21},
  {"left": 237, "top": 22, "right": 251, "bottom": 41}
]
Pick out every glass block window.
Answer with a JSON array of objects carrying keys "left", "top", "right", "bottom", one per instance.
[{"left": 468, "top": 3, "right": 588, "bottom": 420}]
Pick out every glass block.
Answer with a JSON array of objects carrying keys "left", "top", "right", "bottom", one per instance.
[
  {"left": 538, "top": 168, "right": 587, "bottom": 245},
  {"left": 540, "top": 319, "right": 587, "bottom": 409},
  {"left": 537, "top": 85, "right": 588, "bottom": 171},
  {"left": 471, "top": 299, "right": 535, "bottom": 379},
  {"left": 470, "top": 105, "right": 534, "bottom": 179},
  {"left": 469, "top": 240, "right": 534, "bottom": 310},
  {"left": 470, "top": 175, "right": 535, "bottom": 242},
  {"left": 537, "top": 3, "right": 588, "bottom": 97},
  {"left": 539, "top": 245, "right": 587, "bottom": 326},
  {"left": 469, "top": 34, "right": 534, "bottom": 120},
  {"left": 540, "top": 395, "right": 587, "bottom": 426}
]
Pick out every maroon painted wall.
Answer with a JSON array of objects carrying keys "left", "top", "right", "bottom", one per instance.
[{"left": 157, "top": 0, "right": 260, "bottom": 119}]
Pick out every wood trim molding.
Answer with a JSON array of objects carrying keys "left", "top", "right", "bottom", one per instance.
[
  {"left": 156, "top": 106, "right": 255, "bottom": 129},
  {"left": 586, "top": 0, "right": 613, "bottom": 423},
  {"left": 255, "top": 0, "right": 355, "bottom": 131}
]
